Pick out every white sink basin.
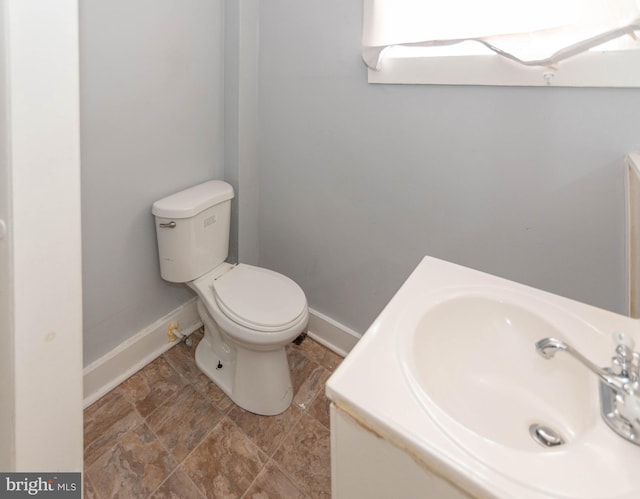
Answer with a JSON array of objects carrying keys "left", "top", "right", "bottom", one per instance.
[
  {"left": 400, "top": 292, "right": 597, "bottom": 452},
  {"left": 327, "top": 257, "right": 640, "bottom": 499}
]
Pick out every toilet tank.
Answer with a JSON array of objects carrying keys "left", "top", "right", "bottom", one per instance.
[{"left": 152, "top": 180, "right": 234, "bottom": 283}]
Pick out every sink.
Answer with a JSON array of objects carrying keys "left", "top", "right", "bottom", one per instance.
[
  {"left": 399, "top": 292, "right": 598, "bottom": 452},
  {"left": 327, "top": 257, "right": 640, "bottom": 499}
]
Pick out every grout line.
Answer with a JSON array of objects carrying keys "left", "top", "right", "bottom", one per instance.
[
  {"left": 142, "top": 388, "right": 181, "bottom": 431},
  {"left": 266, "top": 404, "right": 307, "bottom": 461},
  {"left": 143, "top": 408, "right": 227, "bottom": 498},
  {"left": 174, "top": 410, "right": 225, "bottom": 466},
  {"left": 238, "top": 461, "right": 266, "bottom": 499},
  {"left": 143, "top": 419, "right": 181, "bottom": 499},
  {"left": 145, "top": 459, "right": 206, "bottom": 499},
  {"left": 84, "top": 393, "right": 146, "bottom": 472},
  {"left": 267, "top": 434, "right": 313, "bottom": 497},
  {"left": 222, "top": 415, "right": 273, "bottom": 498},
  {"left": 145, "top": 473, "right": 171, "bottom": 499}
]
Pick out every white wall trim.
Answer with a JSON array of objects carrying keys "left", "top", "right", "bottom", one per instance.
[
  {"left": 307, "top": 308, "right": 361, "bottom": 357},
  {"left": 9, "top": 0, "right": 84, "bottom": 471},
  {"left": 626, "top": 152, "right": 640, "bottom": 318},
  {"left": 83, "top": 298, "right": 202, "bottom": 408}
]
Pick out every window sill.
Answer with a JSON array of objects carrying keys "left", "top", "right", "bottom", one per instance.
[{"left": 368, "top": 49, "right": 640, "bottom": 87}]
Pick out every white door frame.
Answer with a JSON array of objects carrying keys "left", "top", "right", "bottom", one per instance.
[{"left": 1, "top": 0, "right": 83, "bottom": 471}]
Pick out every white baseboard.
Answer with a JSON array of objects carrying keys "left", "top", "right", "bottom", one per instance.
[
  {"left": 307, "top": 308, "right": 361, "bottom": 357},
  {"left": 82, "top": 298, "right": 202, "bottom": 408},
  {"left": 82, "top": 301, "right": 361, "bottom": 408}
]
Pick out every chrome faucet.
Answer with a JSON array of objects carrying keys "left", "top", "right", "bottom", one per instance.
[
  {"left": 535, "top": 332, "right": 640, "bottom": 445},
  {"left": 535, "top": 337, "right": 637, "bottom": 393}
]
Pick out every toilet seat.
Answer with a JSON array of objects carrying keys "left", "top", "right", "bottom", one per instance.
[{"left": 212, "top": 264, "right": 307, "bottom": 332}]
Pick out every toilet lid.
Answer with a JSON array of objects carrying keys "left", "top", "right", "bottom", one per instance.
[{"left": 212, "top": 264, "right": 307, "bottom": 331}]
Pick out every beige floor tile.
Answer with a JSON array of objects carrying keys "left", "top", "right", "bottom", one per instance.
[
  {"left": 291, "top": 338, "right": 343, "bottom": 371},
  {"left": 147, "top": 385, "right": 224, "bottom": 462},
  {"left": 83, "top": 474, "right": 100, "bottom": 499},
  {"left": 87, "top": 422, "right": 176, "bottom": 498},
  {"left": 150, "top": 469, "right": 204, "bottom": 498},
  {"left": 227, "top": 403, "right": 301, "bottom": 456},
  {"left": 183, "top": 417, "right": 268, "bottom": 499},
  {"left": 162, "top": 331, "right": 203, "bottom": 382},
  {"left": 119, "top": 356, "right": 186, "bottom": 418},
  {"left": 84, "top": 387, "right": 131, "bottom": 443},
  {"left": 190, "top": 371, "right": 236, "bottom": 414},
  {"left": 243, "top": 461, "right": 308, "bottom": 499},
  {"left": 307, "top": 391, "right": 331, "bottom": 429},
  {"left": 272, "top": 413, "right": 331, "bottom": 498},
  {"left": 84, "top": 388, "right": 143, "bottom": 468}
]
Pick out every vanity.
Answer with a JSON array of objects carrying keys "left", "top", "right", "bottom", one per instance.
[{"left": 326, "top": 257, "right": 640, "bottom": 498}]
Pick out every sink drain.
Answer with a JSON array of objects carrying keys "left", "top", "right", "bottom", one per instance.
[{"left": 529, "top": 423, "right": 565, "bottom": 448}]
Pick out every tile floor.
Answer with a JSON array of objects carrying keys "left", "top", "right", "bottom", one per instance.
[{"left": 83, "top": 330, "right": 342, "bottom": 498}]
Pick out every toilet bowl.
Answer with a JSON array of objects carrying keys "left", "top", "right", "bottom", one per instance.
[
  {"left": 152, "top": 181, "right": 309, "bottom": 415},
  {"left": 190, "top": 262, "right": 308, "bottom": 415}
]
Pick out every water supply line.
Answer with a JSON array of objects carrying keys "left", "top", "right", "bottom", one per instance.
[{"left": 167, "top": 322, "right": 195, "bottom": 347}]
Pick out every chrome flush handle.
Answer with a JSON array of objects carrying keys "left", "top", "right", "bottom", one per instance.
[{"left": 159, "top": 221, "right": 176, "bottom": 228}]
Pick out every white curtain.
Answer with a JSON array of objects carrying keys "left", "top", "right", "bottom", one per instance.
[{"left": 363, "top": 0, "right": 640, "bottom": 70}]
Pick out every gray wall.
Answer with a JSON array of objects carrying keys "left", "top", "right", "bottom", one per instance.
[
  {"left": 224, "top": 0, "right": 260, "bottom": 266},
  {"left": 257, "top": 0, "right": 638, "bottom": 334},
  {"left": 80, "top": 0, "right": 224, "bottom": 365},
  {"left": 80, "top": 0, "right": 640, "bottom": 366}
]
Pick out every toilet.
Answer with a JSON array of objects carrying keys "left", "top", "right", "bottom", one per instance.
[{"left": 152, "top": 180, "right": 309, "bottom": 415}]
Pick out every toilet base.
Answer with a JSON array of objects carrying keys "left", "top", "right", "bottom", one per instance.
[{"left": 195, "top": 329, "right": 294, "bottom": 416}]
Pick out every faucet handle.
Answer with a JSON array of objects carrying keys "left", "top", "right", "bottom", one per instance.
[
  {"left": 612, "top": 331, "right": 640, "bottom": 381},
  {"left": 613, "top": 331, "right": 635, "bottom": 352},
  {"left": 612, "top": 356, "right": 624, "bottom": 375},
  {"left": 613, "top": 331, "right": 635, "bottom": 364},
  {"left": 616, "top": 344, "right": 635, "bottom": 363}
]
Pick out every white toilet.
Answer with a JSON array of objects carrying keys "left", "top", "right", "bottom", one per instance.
[{"left": 152, "top": 180, "right": 309, "bottom": 415}]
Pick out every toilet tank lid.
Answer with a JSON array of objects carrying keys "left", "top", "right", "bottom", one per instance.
[{"left": 152, "top": 180, "right": 234, "bottom": 219}]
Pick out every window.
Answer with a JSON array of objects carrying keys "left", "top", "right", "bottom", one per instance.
[{"left": 363, "top": 0, "right": 640, "bottom": 87}]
